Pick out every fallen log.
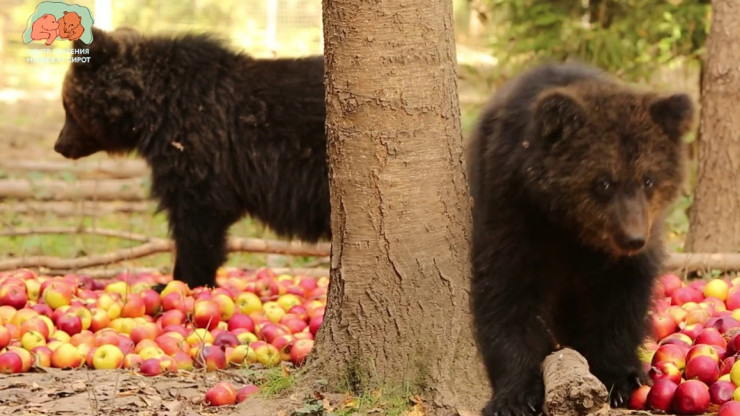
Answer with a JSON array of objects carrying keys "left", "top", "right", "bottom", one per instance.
[
  {"left": 0, "top": 159, "right": 149, "bottom": 179},
  {"left": 0, "top": 201, "right": 151, "bottom": 216},
  {"left": 665, "top": 252, "right": 740, "bottom": 273},
  {"left": 0, "top": 178, "right": 148, "bottom": 201},
  {"left": 0, "top": 237, "right": 331, "bottom": 271},
  {"left": 541, "top": 348, "right": 609, "bottom": 416}
]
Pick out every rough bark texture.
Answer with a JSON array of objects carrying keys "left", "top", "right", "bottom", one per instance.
[
  {"left": 685, "top": 0, "right": 740, "bottom": 252},
  {"left": 310, "top": 0, "right": 489, "bottom": 414},
  {"left": 541, "top": 348, "right": 609, "bottom": 416}
]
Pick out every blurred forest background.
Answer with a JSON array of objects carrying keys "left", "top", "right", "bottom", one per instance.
[{"left": 0, "top": 0, "right": 710, "bottom": 274}]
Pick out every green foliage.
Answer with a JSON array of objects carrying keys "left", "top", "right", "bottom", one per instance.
[{"left": 487, "top": 0, "right": 710, "bottom": 81}]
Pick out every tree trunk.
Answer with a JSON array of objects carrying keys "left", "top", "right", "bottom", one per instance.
[
  {"left": 685, "top": 0, "right": 740, "bottom": 253},
  {"left": 309, "top": 0, "right": 489, "bottom": 414}
]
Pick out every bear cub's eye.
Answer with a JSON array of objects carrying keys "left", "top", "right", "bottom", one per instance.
[
  {"left": 643, "top": 175, "right": 655, "bottom": 190},
  {"left": 593, "top": 177, "right": 616, "bottom": 198}
]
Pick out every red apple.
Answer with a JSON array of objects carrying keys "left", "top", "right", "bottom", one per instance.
[
  {"left": 706, "top": 316, "right": 740, "bottom": 334},
  {"left": 290, "top": 339, "right": 314, "bottom": 367},
  {"left": 672, "top": 286, "right": 703, "bottom": 306},
  {"left": 649, "top": 361, "right": 682, "bottom": 384},
  {"left": 56, "top": 314, "right": 82, "bottom": 336},
  {"left": 0, "top": 351, "right": 24, "bottom": 374},
  {"left": 309, "top": 315, "right": 323, "bottom": 335},
  {"left": 686, "top": 344, "right": 720, "bottom": 364},
  {"left": 680, "top": 323, "right": 704, "bottom": 341},
  {"left": 719, "top": 400, "right": 740, "bottom": 416},
  {"left": 139, "top": 357, "right": 162, "bottom": 376},
  {"left": 227, "top": 313, "right": 255, "bottom": 333},
  {"left": 236, "top": 384, "right": 259, "bottom": 403},
  {"left": 684, "top": 355, "right": 720, "bottom": 385},
  {"left": 721, "top": 356, "right": 737, "bottom": 376},
  {"left": 628, "top": 384, "right": 651, "bottom": 410},
  {"left": 120, "top": 294, "right": 146, "bottom": 318},
  {"left": 214, "top": 332, "right": 240, "bottom": 349},
  {"left": 205, "top": 381, "right": 237, "bottom": 406},
  {"left": 158, "top": 309, "right": 186, "bottom": 327},
  {"left": 709, "top": 380, "right": 735, "bottom": 405},
  {"left": 726, "top": 290, "right": 740, "bottom": 310},
  {"left": 50, "top": 342, "right": 83, "bottom": 369},
  {"left": 0, "top": 283, "right": 28, "bottom": 309},
  {"left": 660, "top": 274, "right": 683, "bottom": 297},
  {"left": 651, "top": 313, "right": 677, "bottom": 340},
  {"left": 646, "top": 379, "right": 678, "bottom": 412},
  {"left": 140, "top": 289, "right": 162, "bottom": 315},
  {"left": 672, "top": 379, "right": 710, "bottom": 415},
  {"left": 193, "top": 299, "right": 221, "bottom": 330},
  {"left": 196, "top": 345, "right": 227, "bottom": 371},
  {"left": 695, "top": 327, "right": 728, "bottom": 349}
]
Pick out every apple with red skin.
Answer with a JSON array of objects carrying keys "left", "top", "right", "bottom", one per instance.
[
  {"left": 0, "top": 283, "right": 28, "bottom": 309},
  {"left": 721, "top": 356, "right": 737, "bottom": 376},
  {"left": 309, "top": 315, "right": 323, "bottom": 335},
  {"left": 205, "top": 382, "right": 237, "bottom": 406},
  {"left": 139, "top": 358, "right": 162, "bottom": 376},
  {"left": 672, "top": 379, "right": 710, "bottom": 415},
  {"left": 695, "top": 327, "right": 728, "bottom": 349},
  {"left": 160, "top": 292, "right": 187, "bottom": 313},
  {"left": 259, "top": 323, "right": 290, "bottom": 343},
  {"left": 646, "top": 379, "right": 678, "bottom": 412},
  {"left": 56, "top": 314, "right": 82, "bottom": 336},
  {"left": 121, "top": 293, "right": 146, "bottom": 318},
  {"left": 0, "top": 326, "right": 10, "bottom": 349},
  {"left": 192, "top": 299, "right": 221, "bottom": 330},
  {"left": 139, "top": 289, "right": 162, "bottom": 315},
  {"left": 686, "top": 344, "right": 720, "bottom": 364},
  {"left": 628, "top": 384, "right": 651, "bottom": 410},
  {"left": 161, "top": 324, "right": 189, "bottom": 337},
  {"left": 660, "top": 274, "right": 683, "bottom": 297},
  {"left": 651, "top": 313, "right": 677, "bottom": 341},
  {"left": 0, "top": 352, "right": 24, "bottom": 373},
  {"left": 649, "top": 361, "right": 682, "bottom": 384},
  {"left": 196, "top": 345, "right": 228, "bottom": 371},
  {"left": 290, "top": 339, "right": 314, "bottom": 367},
  {"left": 227, "top": 313, "right": 255, "bottom": 333},
  {"left": 158, "top": 309, "right": 186, "bottom": 327},
  {"left": 117, "top": 335, "right": 135, "bottom": 355},
  {"left": 50, "top": 342, "right": 83, "bottom": 369},
  {"left": 719, "top": 400, "right": 740, "bottom": 416},
  {"left": 31, "top": 346, "right": 52, "bottom": 367},
  {"left": 214, "top": 332, "right": 240, "bottom": 349},
  {"left": 709, "top": 380, "right": 735, "bottom": 405},
  {"left": 706, "top": 316, "right": 740, "bottom": 334},
  {"left": 684, "top": 355, "right": 720, "bottom": 385},
  {"left": 726, "top": 291, "right": 740, "bottom": 310},
  {"left": 680, "top": 323, "right": 704, "bottom": 341},
  {"left": 31, "top": 303, "right": 54, "bottom": 318},
  {"left": 236, "top": 384, "right": 259, "bottom": 403},
  {"left": 672, "top": 287, "right": 703, "bottom": 306}
]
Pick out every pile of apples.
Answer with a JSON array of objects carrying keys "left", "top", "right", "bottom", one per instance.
[
  {"left": 0, "top": 267, "right": 327, "bottom": 380},
  {"left": 633, "top": 273, "right": 740, "bottom": 415}
]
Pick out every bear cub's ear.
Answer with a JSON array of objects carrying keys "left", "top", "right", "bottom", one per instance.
[
  {"left": 534, "top": 89, "right": 586, "bottom": 143},
  {"left": 649, "top": 93, "right": 695, "bottom": 141},
  {"left": 72, "top": 27, "right": 119, "bottom": 70}
]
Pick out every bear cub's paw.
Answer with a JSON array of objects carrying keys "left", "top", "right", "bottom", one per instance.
[
  {"left": 603, "top": 370, "right": 645, "bottom": 408},
  {"left": 483, "top": 379, "right": 544, "bottom": 416}
]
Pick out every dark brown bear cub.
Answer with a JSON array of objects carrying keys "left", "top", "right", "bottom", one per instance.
[
  {"left": 54, "top": 27, "right": 329, "bottom": 290},
  {"left": 467, "top": 63, "right": 694, "bottom": 416}
]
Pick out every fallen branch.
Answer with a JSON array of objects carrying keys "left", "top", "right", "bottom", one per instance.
[
  {"left": 0, "top": 201, "right": 152, "bottom": 216},
  {"left": 0, "top": 227, "right": 152, "bottom": 242},
  {"left": 40, "top": 266, "right": 330, "bottom": 279},
  {"left": 666, "top": 252, "right": 740, "bottom": 273},
  {"left": 0, "top": 178, "right": 148, "bottom": 201},
  {"left": 541, "top": 348, "right": 608, "bottom": 416},
  {"left": 0, "top": 159, "right": 149, "bottom": 179},
  {"left": 0, "top": 237, "right": 331, "bottom": 271}
]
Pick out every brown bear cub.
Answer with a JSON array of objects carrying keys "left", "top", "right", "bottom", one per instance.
[
  {"left": 467, "top": 63, "right": 694, "bottom": 416},
  {"left": 54, "top": 27, "right": 329, "bottom": 290}
]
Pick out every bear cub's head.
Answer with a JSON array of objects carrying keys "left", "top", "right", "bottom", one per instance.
[
  {"left": 527, "top": 80, "right": 694, "bottom": 257},
  {"left": 54, "top": 27, "right": 143, "bottom": 159}
]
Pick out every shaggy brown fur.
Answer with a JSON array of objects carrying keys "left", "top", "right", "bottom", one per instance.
[
  {"left": 467, "top": 63, "right": 694, "bottom": 416},
  {"left": 54, "top": 27, "right": 329, "bottom": 289}
]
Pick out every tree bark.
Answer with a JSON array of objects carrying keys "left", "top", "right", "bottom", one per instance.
[
  {"left": 310, "top": 0, "right": 489, "bottom": 414},
  {"left": 685, "top": 0, "right": 740, "bottom": 253}
]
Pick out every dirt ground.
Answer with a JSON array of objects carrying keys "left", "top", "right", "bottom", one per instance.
[{"left": 0, "top": 367, "right": 311, "bottom": 416}]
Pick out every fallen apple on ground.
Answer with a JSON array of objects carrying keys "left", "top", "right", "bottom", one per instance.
[{"left": 0, "top": 267, "right": 325, "bottom": 379}]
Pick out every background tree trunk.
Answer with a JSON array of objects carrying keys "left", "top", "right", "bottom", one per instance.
[
  {"left": 685, "top": 0, "right": 740, "bottom": 253},
  {"left": 309, "top": 0, "right": 489, "bottom": 413}
]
